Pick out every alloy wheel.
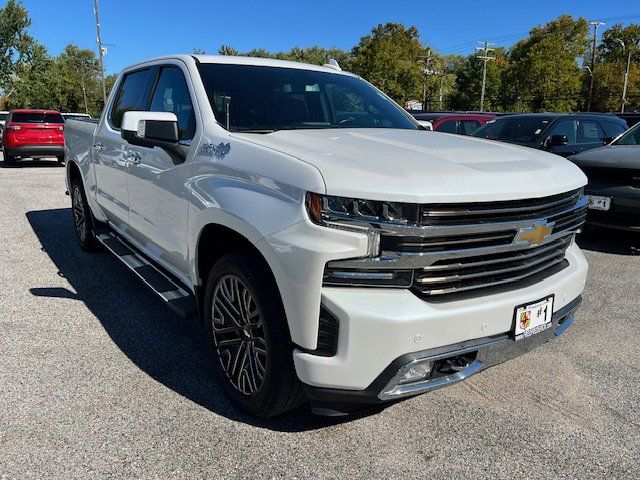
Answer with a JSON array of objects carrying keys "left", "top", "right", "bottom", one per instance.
[{"left": 211, "top": 274, "right": 267, "bottom": 396}]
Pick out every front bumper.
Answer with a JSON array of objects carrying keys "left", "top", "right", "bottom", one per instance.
[
  {"left": 4, "top": 144, "right": 64, "bottom": 158},
  {"left": 305, "top": 296, "right": 580, "bottom": 415},
  {"left": 585, "top": 185, "right": 640, "bottom": 232},
  {"left": 293, "top": 241, "right": 588, "bottom": 411}
]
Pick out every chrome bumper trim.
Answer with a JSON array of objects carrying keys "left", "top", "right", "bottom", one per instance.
[{"left": 378, "top": 296, "right": 581, "bottom": 400}]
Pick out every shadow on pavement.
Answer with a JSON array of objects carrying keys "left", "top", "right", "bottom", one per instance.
[
  {"left": 26, "top": 207, "right": 371, "bottom": 432},
  {"left": 576, "top": 227, "right": 639, "bottom": 256},
  {"left": 1, "top": 158, "right": 64, "bottom": 168}
]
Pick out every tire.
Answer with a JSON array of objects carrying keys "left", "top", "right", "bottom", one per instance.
[
  {"left": 70, "top": 177, "right": 98, "bottom": 251},
  {"left": 4, "top": 153, "right": 16, "bottom": 165},
  {"left": 204, "top": 251, "right": 306, "bottom": 418}
]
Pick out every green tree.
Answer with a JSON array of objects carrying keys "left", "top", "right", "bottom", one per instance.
[
  {"left": 5, "top": 43, "right": 55, "bottom": 109},
  {"left": 0, "top": 0, "right": 37, "bottom": 101},
  {"left": 53, "top": 45, "right": 102, "bottom": 115},
  {"left": 450, "top": 48, "right": 509, "bottom": 112},
  {"left": 351, "top": 23, "right": 426, "bottom": 104},
  {"left": 505, "top": 14, "right": 590, "bottom": 112}
]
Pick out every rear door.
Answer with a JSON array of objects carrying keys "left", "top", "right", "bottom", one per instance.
[
  {"left": 94, "top": 68, "right": 154, "bottom": 230},
  {"left": 9, "top": 112, "right": 64, "bottom": 145},
  {"left": 126, "top": 64, "right": 197, "bottom": 278}
]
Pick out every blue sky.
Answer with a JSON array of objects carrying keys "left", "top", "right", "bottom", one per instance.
[{"left": 19, "top": 0, "right": 640, "bottom": 74}]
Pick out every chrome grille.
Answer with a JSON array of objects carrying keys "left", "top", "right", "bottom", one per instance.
[{"left": 325, "top": 189, "right": 587, "bottom": 297}]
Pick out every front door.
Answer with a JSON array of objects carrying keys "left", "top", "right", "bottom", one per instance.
[
  {"left": 94, "top": 68, "right": 154, "bottom": 230},
  {"left": 126, "top": 65, "right": 197, "bottom": 279}
]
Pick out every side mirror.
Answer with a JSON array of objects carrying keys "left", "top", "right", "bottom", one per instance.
[
  {"left": 121, "top": 111, "right": 186, "bottom": 164},
  {"left": 547, "top": 134, "right": 569, "bottom": 147},
  {"left": 603, "top": 136, "right": 615, "bottom": 145}
]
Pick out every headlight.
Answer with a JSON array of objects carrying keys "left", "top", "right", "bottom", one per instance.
[{"left": 306, "top": 193, "right": 416, "bottom": 287}]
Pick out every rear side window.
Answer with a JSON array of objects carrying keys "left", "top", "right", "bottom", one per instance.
[
  {"left": 548, "top": 119, "right": 578, "bottom": 144},
  {"left": 460, "top": 120, "right": 480, "bottom": 135},
  {"left": 11, "top": 112, "right": 64, "bottom": 123},
  {"left": 578, "top": 120, "right": 605, "bottom": 143},
  {"left": 149, "top": 66, "right": 196, "bottom": 141},
  {"left": 437, "top": 120, "right": 457, "bottom": 133},
  {"left": 110, "top": 69, "right": 152, "bottom": 128},
  {"left": 603, "top": 120, "right": 627, "bottom": 138}
]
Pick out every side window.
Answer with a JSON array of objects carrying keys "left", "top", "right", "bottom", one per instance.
[
  {"left": 578, "top": 120, "right": 605, "bottom": 144},
  {"left": 437, "top": 119, "right": 457, "bottom": 133},
  {"left": 603, "top": 120, "right": 627, "bottom": 139},
  {"left": 460, "top": 120, "right": 480, "bottom": 135},
  {"left": 110, "top": 69, "right": 152, "bottom": 129},
  {"left": 149, "top": 66, "right": 196, "bottom": 141},
  {"left": 548, "top": 120, "right": 577, "bottom": 144}
]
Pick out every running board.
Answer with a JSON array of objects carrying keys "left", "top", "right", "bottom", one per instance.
[{"left": 96, "top": 232, "right": 197, "bottom": 319}]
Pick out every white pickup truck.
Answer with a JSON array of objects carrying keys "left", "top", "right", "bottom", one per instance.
[{"left": 65, "top": 55, "right": 589, "bottom": 417}]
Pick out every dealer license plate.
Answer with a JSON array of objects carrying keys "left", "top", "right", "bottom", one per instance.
[
  {"left": 586, "top": 195, "right": 611, "bottom": 211},
  {"left": 514, "top": 296, "right": 554, "bottom": 340}
]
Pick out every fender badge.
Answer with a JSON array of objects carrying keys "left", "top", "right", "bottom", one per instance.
[{"left": 199, "top": 142, "right": 231, "bottom": 159}]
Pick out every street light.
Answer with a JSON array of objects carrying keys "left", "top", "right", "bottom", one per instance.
[{"left": 613, "top": 38, "right": 632, "bottom": 113}]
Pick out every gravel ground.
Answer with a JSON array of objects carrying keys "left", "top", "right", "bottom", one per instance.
[{"left": 1, "top": 156, "right": 639, "bottom": 479}]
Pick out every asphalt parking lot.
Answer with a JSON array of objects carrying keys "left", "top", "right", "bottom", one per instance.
[{"left": 1, "top": 156, "right": 639, "bottom": 479}]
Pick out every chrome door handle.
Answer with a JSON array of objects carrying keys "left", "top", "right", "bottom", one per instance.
[
  {"left": 93, "top": 142, "right": 104, "bottom": 152},
  {"left": 126, "top": 150, "right": 142, "bottom": 165}
]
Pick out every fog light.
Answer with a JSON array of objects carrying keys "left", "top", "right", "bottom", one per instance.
[{"left": 399, "top": 361, "right": 433, "bottom": 385}]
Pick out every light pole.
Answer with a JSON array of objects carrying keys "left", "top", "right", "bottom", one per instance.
[
  {"left": 614, "top": 38, "right": 632, "bottom": 113},
  {"left": 587, "top": 20, "right": 605, "bottom": 112},
  {"left": 94, "top": 0, "right": 107, "bottom": 107}
]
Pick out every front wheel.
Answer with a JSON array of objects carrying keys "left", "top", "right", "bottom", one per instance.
[
  {"left": 71, "top": 178, "right": 98, "bottom": 251},
  {"left": 204, "top": 251, "right": 305, "bottom": 418}
]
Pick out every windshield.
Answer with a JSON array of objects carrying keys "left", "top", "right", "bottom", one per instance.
[
  {"left": 197, "top": 64, "right": 419, "bottom": 133},
  {"left": 11, "top": 112, "right": 64, "bottom": 124},
  {"left": 612, "top": 123, "right": 639, "bottom": 145},
  {"left": 473, "top": 117, "right": 553, "bottom": 144}
]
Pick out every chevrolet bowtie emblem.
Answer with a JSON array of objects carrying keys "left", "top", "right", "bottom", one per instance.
[{"left": 515, "top": 220, "right": 555, "bottom": 246}]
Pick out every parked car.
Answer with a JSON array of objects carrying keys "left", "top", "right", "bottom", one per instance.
[
  {"left": 2, "top": 109, "right": 65, "bottom": 165},
  {"left": 62, "top": 112, "right": 92, "bottom": 121},
  {"left": 568, "top": 123, "right": 640, "bottom": 232},
  {"left": 616, "top": 112, "right": 640, "bottom": 128},
  {"left": 410, "top": 112, "right": 495, "bottom": 135},
  {"left": 65, "top": 55, "right": 588, "bottom": 418},
  {"left": 472, "top": 113, "right": 628, "bottom": 157}
]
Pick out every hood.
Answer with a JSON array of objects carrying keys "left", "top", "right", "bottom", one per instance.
[
  {"left": 234, "top": 128, "right": 587, "bottom": 203},
  {"left": 569, "top": 145, "right": 640, "bottom": 170}
]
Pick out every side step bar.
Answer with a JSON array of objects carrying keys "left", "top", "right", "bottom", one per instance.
[{"left": 96, "top": 232, "right": 197, "bottom": 319}]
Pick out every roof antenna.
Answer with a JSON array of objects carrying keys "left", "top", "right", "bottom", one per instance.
[{"left": 323, "top": 58, "right": 342, "bottom": 71}]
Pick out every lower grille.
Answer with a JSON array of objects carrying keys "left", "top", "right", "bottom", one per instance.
[{"left": 413, "top": 237, "right": 571, "bottom": 297}]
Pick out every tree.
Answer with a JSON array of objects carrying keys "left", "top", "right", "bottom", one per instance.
[
  {"left": 5, "top": 43, "right": 55, "bottom": 109},
  {"left": 351, "top": 23, "right": 426, "bottom": 104},
  {"left": 505, "top": 15, "right": 590, "bottom": 112},
  {"left": 0, "top": 0, "right": 37, "bottom": 99},
  {"left": 450, "top": 48, "right": 509, "bottom": 112}
]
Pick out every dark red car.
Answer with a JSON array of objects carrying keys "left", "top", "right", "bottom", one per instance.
[
  {"left": 410, "top": 112, "right": 496, "bottom": 135},
  {"left": 2, "top": 109, "right": 65, "bottom": 165}
]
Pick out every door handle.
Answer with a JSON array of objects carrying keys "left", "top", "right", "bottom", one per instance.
[
  {"left": 93, "top": 142, "right": 104, "bottom": 152},
  {"left": 126, "top": 150, "right": 142, "bottom": 165}
]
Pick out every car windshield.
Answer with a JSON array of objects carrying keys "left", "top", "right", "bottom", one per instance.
[
  {"left": 612, "top": 123, "right": 640, "bottom": 145},
  {"left": 197, "top": 64, "right": 419, "bottom": 133},
  {"left": 472, "top": 117, "right": 553, "bottom": 144},
  {"left": 11, "top": 112, "right": 64, "bottom": 123}
]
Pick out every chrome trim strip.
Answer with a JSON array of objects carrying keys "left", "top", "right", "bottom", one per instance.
[{"left": 379, "top": 298, "right": 581, "bottom": 400}]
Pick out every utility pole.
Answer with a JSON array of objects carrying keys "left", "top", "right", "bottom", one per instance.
[
  {"left": 94, "top": 0, "right": 107, "bottom": 107},
  {"left": 614, "top": 38, "right": 632, "bottom": 113},
  {"left": 587, "top": 20, "right": 605, "bottom": 112},
  {"left": 476, "top": 41, "right": 495, "bottom": 112},
  {"left": 438, "top": 74, "right": 444, "bottom": 110},
  {"left": 420, "top": 50, "right": 432, "bottom": 111}
]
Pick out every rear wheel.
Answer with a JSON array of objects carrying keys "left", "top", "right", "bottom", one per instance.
[
  {"left": 71, "top": 178, "right": 98, "bottom": 251},
  {"left": 204, "top": 251, "right": 306, "bottom": 418},
  {"left": 3, "top": 153, "right": 16, "bottom": 165}
]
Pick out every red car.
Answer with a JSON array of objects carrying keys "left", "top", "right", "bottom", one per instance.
[
  {"left": 2, "top": 109, "right": 65, "bottom": 165},
  {"left": 410, "top": 112, "right": 496, "bottom": 135}
]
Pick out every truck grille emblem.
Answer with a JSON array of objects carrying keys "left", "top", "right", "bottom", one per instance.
[{"left": 515, "top": 220, "right": 555, "bottom": 246}]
